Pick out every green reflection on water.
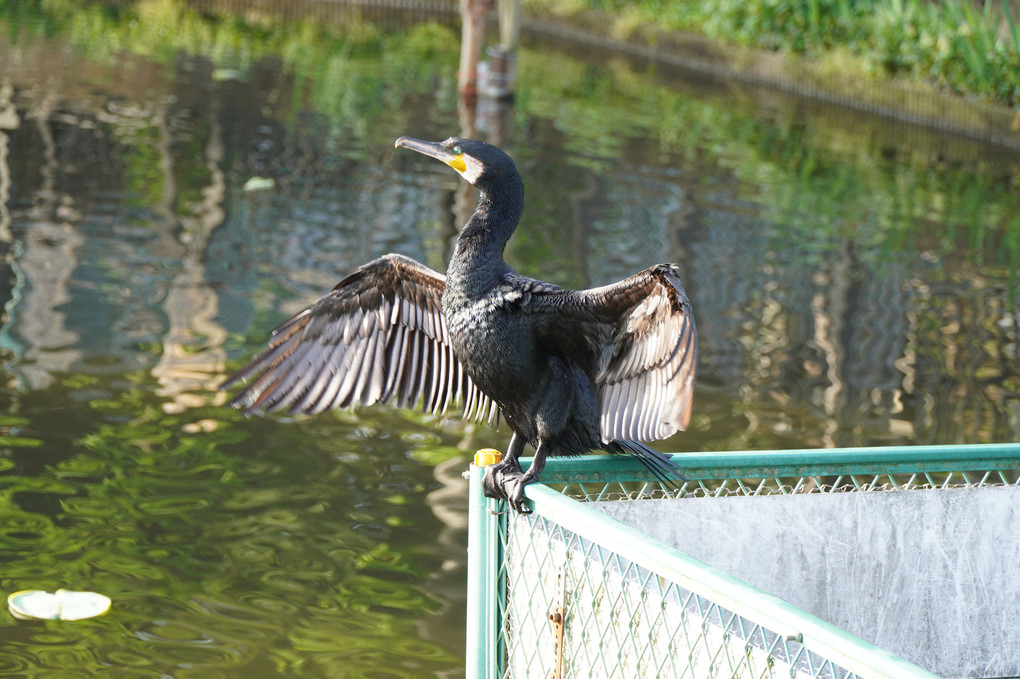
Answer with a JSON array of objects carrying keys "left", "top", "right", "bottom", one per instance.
[
  {"left": 7, "top": 0, "right": 1018, "bottom": 281},
  {"left": 0, "top": 377, "right": 465, "bottom": 677}
]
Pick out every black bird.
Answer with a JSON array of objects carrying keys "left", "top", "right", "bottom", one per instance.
[{"left": 224, "top": 137, "right": 697, "bottom": 513}]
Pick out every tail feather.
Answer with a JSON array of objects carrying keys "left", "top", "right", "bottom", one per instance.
[{"left": 609, "top": 440, "right": 685, "bottom": 490}]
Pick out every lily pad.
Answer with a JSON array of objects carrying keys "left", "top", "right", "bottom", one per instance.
[{"left": 8, "top": 589, "right": 112, "bottom": 621}]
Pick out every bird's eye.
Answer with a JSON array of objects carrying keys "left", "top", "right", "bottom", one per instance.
[{"left": 453, "top": 146, "right": 462, "bottom": 156}]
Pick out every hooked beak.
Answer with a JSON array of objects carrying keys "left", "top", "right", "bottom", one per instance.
[{"left": 395, "top": 137, "right": 467, "bottom": 173}]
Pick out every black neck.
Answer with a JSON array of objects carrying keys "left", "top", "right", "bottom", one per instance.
[{"left": 448, "top": 176, "right": 524, "bottom": 283}]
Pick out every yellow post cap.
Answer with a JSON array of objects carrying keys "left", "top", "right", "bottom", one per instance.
[{"left": 474, "top": 449, "right": 503, "bottom": 466}]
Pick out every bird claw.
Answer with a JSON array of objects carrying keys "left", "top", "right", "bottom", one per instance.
[
  {"left": 482, "top": 462, "right": 534, "bottom": 514},
  {"left": 482, "top": 463, "right": 510, "bottom": 501},
  {"left": 504, "top": 476, "right": 533, "bottom": 514}
]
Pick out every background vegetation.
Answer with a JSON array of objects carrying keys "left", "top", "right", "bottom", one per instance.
[{"left": 529, "top": 0, "right": 1020, "bottom": 106}]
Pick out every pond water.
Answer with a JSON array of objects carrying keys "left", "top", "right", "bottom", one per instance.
[{"left": 1, "top": 2, "right": 1018, "bottom": 677}]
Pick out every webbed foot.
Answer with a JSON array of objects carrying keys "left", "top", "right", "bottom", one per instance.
[
  {"left": 482, "top": 459, "right": 537, "bottom": 514},
  {"left": 482, "top": 458, "right": 520, "bottom": 502},
  {"left": 503, "top": 470, "right": 539, "bottom": 514},
  {"left": 479, "top": 435, "right": 548, "bottom": 515}
]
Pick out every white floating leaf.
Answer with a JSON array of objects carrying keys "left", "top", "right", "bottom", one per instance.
[
  {"left": 243, "top": 176, "right": 275, "bottom": 192},
  {"left": 8, "top": 589, "right": 112, "bottom": 621}
]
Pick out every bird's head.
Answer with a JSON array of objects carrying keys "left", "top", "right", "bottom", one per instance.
[{"left": 395, "top": 136, "right": 518, "bottom": 190}]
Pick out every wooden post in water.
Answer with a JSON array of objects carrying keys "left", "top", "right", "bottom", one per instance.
[
  {"left": 458, "top": 0, "right": 494, "bottom": 96},
  {"left": 483, "top": 0, "right": 519, "bottom": 100},
  {"left": 458, "top": 0, "right": 520, "bottom": 100},
  {"left": 498, "top": 0, "right": 520, "bottom": 52}
]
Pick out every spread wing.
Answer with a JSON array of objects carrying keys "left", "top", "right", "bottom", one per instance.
[
  {"left": 534, "top": 264, "right": 697, "bottom": 442},
  {"left": 223, "top": 253, "right": 500, "bottom": 424}
]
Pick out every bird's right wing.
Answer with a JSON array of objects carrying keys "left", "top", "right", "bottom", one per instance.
[
  {"left": 531, "top": 264, "right": 697, "bottom": 442},
  {"left": 223, "top": 253, "right": 500, "bottom": 424}
]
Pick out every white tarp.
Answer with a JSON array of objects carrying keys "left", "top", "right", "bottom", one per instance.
[{"left": 596, "top": 485, "right": 1020, "bottom": 679}]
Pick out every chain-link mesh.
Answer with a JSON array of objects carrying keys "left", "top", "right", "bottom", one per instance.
[
  {"left": 545, "top": 466, "right": 1020, "bottom": 502},
  {"left": 501, "top": 514, "right": 858, "bottom": 678},
  {"left": 473, "top": 445, "right": 1020, "bottom": 679}
]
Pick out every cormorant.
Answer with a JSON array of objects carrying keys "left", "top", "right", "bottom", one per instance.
[{"left": 224, "top": 137, "right": 698, "bottom": 513}]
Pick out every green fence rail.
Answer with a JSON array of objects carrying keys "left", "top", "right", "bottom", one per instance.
[{"left": 466, "top": 443, "right": 1020, "bottom": 678}]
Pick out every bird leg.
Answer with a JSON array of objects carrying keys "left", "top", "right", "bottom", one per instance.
[{"left": 482, "top": 432, "right": 525, "bottom": 502}]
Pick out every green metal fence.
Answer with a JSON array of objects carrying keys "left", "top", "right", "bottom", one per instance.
[{"left": 466, "top": 443, "right": 1020, "bottom": 678}]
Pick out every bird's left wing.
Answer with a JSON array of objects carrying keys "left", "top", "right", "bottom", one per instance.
[
  {"left": 223, "top": 253, "right": 499, "bottom": 423},
  {"left": 533, "top": 264, "right": 697, "bottom": 442}
]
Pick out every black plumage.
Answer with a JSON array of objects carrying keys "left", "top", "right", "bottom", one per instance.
[{"left": 224, "top": 137, "right": 698, "bottom": 512}]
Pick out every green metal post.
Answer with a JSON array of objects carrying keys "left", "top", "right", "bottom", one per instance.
[
  {"left": 466, "top": 455, "right": 504, "bottom": 679},
  {"left": 465, "top": 462, "right": 489, "bottom": 678}
]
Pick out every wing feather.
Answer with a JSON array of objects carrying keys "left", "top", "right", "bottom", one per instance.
[
  {"left": 382, "top": 323, "right": 408, "bottom": 402},
  {"left": 255, "top": 340, "right": 320, "bottom": 412},
  {"left": 350, "top": 324, "right": 378, "bottom": 407},
  {"left": 224, "top": 253, "right": 500, "bottom": 421},
  {"left": 405, "top": 329, "right": 425, "bottom": 408}
]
